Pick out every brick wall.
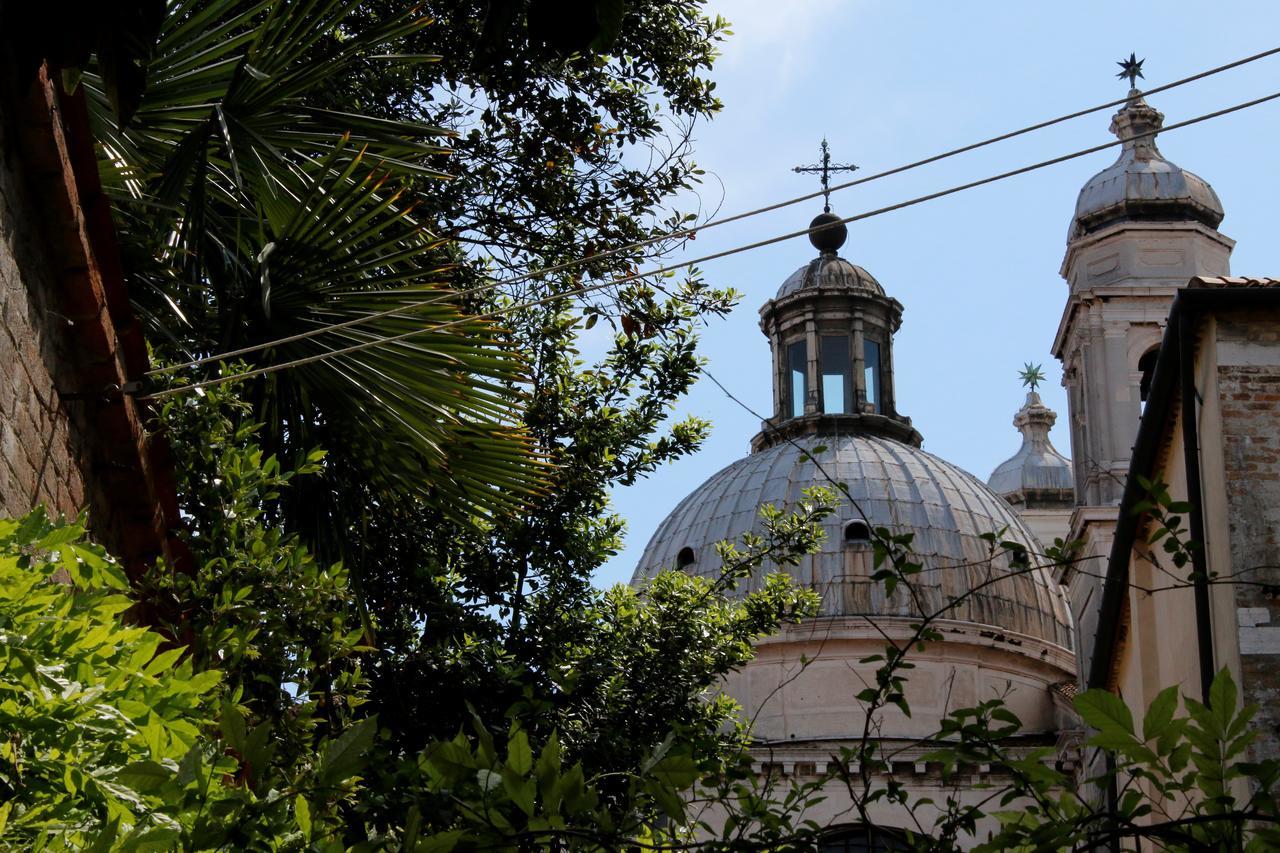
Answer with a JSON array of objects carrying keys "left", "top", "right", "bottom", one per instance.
[
  {"left": 0, "top": 66, "right": 189, "bottom": 588},
  {"left": 1216, "top": 310, "right": 1280, "bottom": 763},
  {"left": 0, "top": 82, "right": 87, "bottom": 520}
]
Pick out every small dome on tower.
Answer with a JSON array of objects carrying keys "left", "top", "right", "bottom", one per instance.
[
  {"left": 776, "top": 255, "right": 883, "bottom": 299},
  {"left": 777, "top": 210, "right": 882, "bottom": 299},
  {"left": 1070, "top": 90, "right": 1224, "bottom": 241},
  {"left": 988, "top": 391, "right": 1074, "bottom": 498}
]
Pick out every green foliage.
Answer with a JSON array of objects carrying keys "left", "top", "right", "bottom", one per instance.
[
  {"left": 1134, "top": 476, "right": 1203, "bottom": 574},
  {"left": 953, "top": 668, "right": 1280, "bottom": 851},
  {"left": 0, "top": 508, "right": 379, "bottom": 850},
  {"left": 340, "top": 0, "right": 727, "bottom": 287},
  {"left": 351, "top": 283, "right": 740, "bottom": 755},
  {"left": 0, "top": 508, "right": 212, "bottom": 847},
  {"left": 400, "top": 492, "right": 834, "bottom": 849},
  {"left": 140, "top": 367, "right": 378, "bottom": 806}
]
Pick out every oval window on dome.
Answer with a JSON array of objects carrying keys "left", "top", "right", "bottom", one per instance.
[
  {"left": 844, "top": 521, "right": 871, "bottom": 545},
  {"left": 676, "top": 546, "right": 697, "bottom": 568}
]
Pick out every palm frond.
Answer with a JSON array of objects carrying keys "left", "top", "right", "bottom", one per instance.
[{"left": 83, "top": 0, "right": 544, "bottom": 522}]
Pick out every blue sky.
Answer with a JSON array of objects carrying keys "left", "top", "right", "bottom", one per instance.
[{"left": 591, "top": 0, "right": 1280, "bottom": 588}]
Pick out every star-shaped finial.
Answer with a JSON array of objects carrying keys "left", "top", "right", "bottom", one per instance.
[
  {"left": 1116, "top": 53, "right": 1145, "bottom": 90},
  {"left": 1019, "top": 362, "right": 1046, "bottom": 391}
]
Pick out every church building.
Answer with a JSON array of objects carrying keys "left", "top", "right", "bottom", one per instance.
[
  {"left": 631, "top": 65, "right": 1280, "bottom": 847},
  {"left": 631, "top": 209, "right": 1079, "bottom": 841}
]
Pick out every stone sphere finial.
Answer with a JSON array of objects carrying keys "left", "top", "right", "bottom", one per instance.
[{"left": 809, "top": 211, "right": 847, "bottom": 253}]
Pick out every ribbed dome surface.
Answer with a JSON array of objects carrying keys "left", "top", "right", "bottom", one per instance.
[
  {"left": 1070, "top": 92, "right": 1224, "bottom": 241},
  {"left": 776, "top": 255, "right": 884, "bottom": 299},
  {"left": 1071, "top": 155, "right": 1222, "bottom": 240},
  {"left": 632, "top": 433, "right": 1073, "bottom": 649},
  {"left": 988, "top": 445, "right": 1073, "bottom": 496}
]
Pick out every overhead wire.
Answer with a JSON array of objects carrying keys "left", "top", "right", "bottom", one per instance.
[
  {"left": 143, "top": 46, "right": 1280, "bottom": 380},
  {"left": 138, "top": 84, "right": 1280, "bottom": 402}
]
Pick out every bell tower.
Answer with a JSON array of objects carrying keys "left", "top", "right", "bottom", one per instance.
[{"left": 1054, "top": 58, "right": 1233, "bottom": 674}]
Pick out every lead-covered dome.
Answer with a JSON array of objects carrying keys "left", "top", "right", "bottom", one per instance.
[
  {"left": 1070, "top": 90, "right": 1223, "bottom": 241},
  {"left": 988, "top": 391, "right": 1074, "bottom": 498},
  {"left": 777, "top": 255, "right": 883, "bottom": 299},
  {"left": 776, "top": 210, "right": 884, "bottom": 299},
  {"left": 632, "top": 433, "right": 1073, "bottom": 649}
]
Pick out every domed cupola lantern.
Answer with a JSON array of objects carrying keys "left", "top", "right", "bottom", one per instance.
[{"left": 755, "top": 206, "right": 921, "bottom": 452}]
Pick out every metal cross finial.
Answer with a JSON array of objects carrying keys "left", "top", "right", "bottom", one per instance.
[
  {"left": 1116, "top": 53, "right": 1145, "bottom": 89},
  {"left": 792, "top": 139, "right": 858, "bottom": 213}
]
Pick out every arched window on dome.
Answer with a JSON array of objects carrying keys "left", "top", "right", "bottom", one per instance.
[
  {"left": 844, "top": 520, "right": 871, "bottom": 545},
  {"left": 820, "top": 335, "right": 852, "bottom": 413},
  {"left": 676, "top": 547, "right": 696, "bottom": 569},
  {"left": 787, "top": 340, "right": 808, "bottom": 418}
]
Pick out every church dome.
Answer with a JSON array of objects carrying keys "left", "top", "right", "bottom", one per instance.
[
  {"left": 1070, "top": 90, "right": 1223, "bottom": 241},
  {"left": 631, "top": 432, "right": 1073, "bottom": 649},
  {"left": 988, "top": 391, "right": 1074, "bottom": 498}
]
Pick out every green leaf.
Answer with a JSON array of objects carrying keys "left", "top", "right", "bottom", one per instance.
[
  {"left": 1209, "top": 667, "right": 1238, "bottom": 732},
  {"left": 116, "top": 760, "right": 171, "bottom": 794},
  {"left": 1075, "top": 689, "right": 1135, "bottom": 735},
  {"left": 319, "top": 716, "right": 377, "bottom": 784},
  {"left": 507, "top": 726, "right": 532, "bottom": 776},
  {"left": 221, "top": 703, "right": 247, "bottom": 752},
  {"left": 144, "top": 646, "right": 185, "bottom": 677},
  {"left": 590, "top": 0, "right": 627, "bottom": 51},
  {"left": 652, "top": 753, "right": 699, "bottom": 789},
  {"left": 1143, "top": 685, "right": 1178, "bottom": 742},
  {"left": 295, "top": 794, "right": 311, "bottom": 838},
  {"left": 502, "top": 766, "right": 536, "bottom": 816}
]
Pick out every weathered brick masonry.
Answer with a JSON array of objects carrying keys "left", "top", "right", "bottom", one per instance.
[
  {"left": 0, "top": 73, "right": 87, "bottom": 518},
  {"left": 0, "top": 65, "right": 188, "bottom": 581},
  {"left": 1217, "top": 316, "right": 1280, "bottom": 763}
]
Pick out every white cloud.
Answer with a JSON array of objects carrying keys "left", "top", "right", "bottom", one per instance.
[{"left": 709, "top": 0, "right": 851, "bottom": 87}]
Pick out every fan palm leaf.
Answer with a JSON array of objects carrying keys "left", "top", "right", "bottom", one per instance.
[{"left": 84, "top": 0, "right": 544, "bottom": 522}]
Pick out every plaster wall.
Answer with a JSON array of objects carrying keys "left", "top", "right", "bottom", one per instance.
[
  {"left": 1111, "top": 419, "right": 1202, "bottom": 708},
  {"left": 713, "top": 618, "right": 1077, "bottom": 848},
  {"left": 1064, "top": 508, "right": 1117, "bottom": 684},
  {"left": 1017, "top": 506, "right": 1073, "bottom": 551},
  {"left": 728, "top": 618, "right": 1076, "bottom": 744}
]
